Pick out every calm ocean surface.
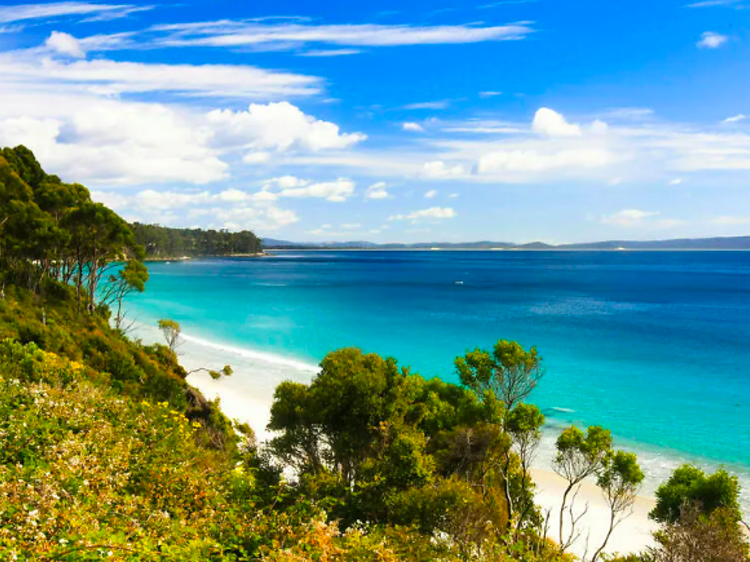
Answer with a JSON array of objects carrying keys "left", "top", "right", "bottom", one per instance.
[{"left": 129, "top": 250, "right": 750, "bottom": 488}]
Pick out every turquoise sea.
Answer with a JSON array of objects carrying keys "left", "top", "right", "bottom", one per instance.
[{"left": 129, "top": 250, "right": 750, "bottom": 497}]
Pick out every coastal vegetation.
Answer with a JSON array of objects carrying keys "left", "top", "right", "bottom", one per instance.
[
  {"left": 131, "top": 223, "right": 263, "bottom": 259},
  {"left": 1, "top": 146, "right": 748, "bottom": 560}
]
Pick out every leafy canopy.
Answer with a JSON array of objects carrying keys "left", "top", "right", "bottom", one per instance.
[
  {"left": 456, "top": 339, "right": 544, "bottom": 412},
  {"left": 650, "top": 464, "right": 742, "bottom": 524}
]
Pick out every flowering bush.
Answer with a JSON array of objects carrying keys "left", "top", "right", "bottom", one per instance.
[{"left": 0, "top": 341, "right": 259, "bottom": 561}]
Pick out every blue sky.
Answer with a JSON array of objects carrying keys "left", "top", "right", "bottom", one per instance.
[{"left": 0, "top": 0, "right": 748, "bottom": 243}]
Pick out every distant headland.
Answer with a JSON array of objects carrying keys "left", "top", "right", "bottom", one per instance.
[{"left": 262, "top": 235, "right": 750, "bottom": 251}]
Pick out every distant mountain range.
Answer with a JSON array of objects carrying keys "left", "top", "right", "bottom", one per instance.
[{"left": 262, "top": 236, "right": 750, "bottom": 251}]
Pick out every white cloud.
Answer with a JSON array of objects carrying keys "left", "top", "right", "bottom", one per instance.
[
  {"left": 215, "top": 188, "right": 252, "bottom": 203},
  {"left": 0, "top": 103, "right": 227, "bottom": 185},
  {"left": 449, "top": 193, "right": 460, "bottom": 198},
  {"left": 441, "top": 120, "right": 525, "bottom": 134},
  {"left": 408, "top": 207, "right": 456, "bottom": 220},
  {"left": 92, "top": 187, "right": 298, "bottom": 232},
  {"left": 134, "top": 189, "right": 211, "bottom": 210},
  {"left": 242, "top": 152, "right": 272, "bottom": 164},
  {"left": 591, "top": 119, "right": 609, "bottom": 134},
  {"left": 0, "top": 93, "right": 366, "bottom": 194},
  {"left": 258, "top": 176, "right": 359, "bottom": 202},
  {"left": 365, "top": 182, "right": 391, "bottom": 199},
  {"left": 207, "top": 102, "right": 366, "bottom": 154},
  {"left": 0, "top": 46, "right": 321, "bottom": 99},
  {"left": 687, "top": 0, "right": 741, "bottom": 7},
  {"left": 45, "top": 31, "right": 86, "bottom": 58},
  {"left": 424, "top": 189, "right": 438, "bottom": 198},
  {"left": 276, "top": 178, "right": 355, "bottom": 202},
  {"left": 212, "top": 205, "right": 299, "bottom": 231},
  {"left": 477, "top": 148, "right": 613, "bottom": 174},
  {"left": 600, "top": 209, "right": 660, "bottom": 227},
  {"left": 723, "top": 114, "right": 747, "bottom": 124},
  {"left": 149, "top": 21, "right": 534, "bottom": 52},
  {"left": 390, "top": 207, "right": 456, "bottom": 222},
  {"left": 0, "top": 2, "right": 152, "bottom": 24},
  {"left": 669, "top": 178, "right": 684, "bottom": 185},
  {"left": 299, "top": 49, "right": 362, "bottom": 57},
  {"left": 532, "top": 108, "right": 583, "bottom": 137},
  {"left": 697, "top": 31, "right": 728, "bottom": 49},
  {"left": 290, "top": 107, "right": 750, "bottom": 186},
  {"left": 250, "top": 190, "right": 279, "bottom": 203},
  {"left": 422, "top": 160, "right": 468, "bottom": 178},
  {"left": 270, "top": 175, "right": 308, "bottom": 189},
  {"left": 402, "top": 122, "right": 425, "bottom": 133},
  {"left": 601, "top": 108, "right": 655, "bottom": 121},
  {"left": 405, "top": 100, "right": 450, "bottom": 110},
  {"left": 479, "top": 91, "right": 502, "bottom": 98}
]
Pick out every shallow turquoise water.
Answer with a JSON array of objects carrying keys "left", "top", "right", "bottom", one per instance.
[{"left": 129, "top": 251, "right": 750, "bottom": 474}]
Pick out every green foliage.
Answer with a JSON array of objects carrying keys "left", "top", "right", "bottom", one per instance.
[
  {"left": 650, "top": 464, "right": 742, "bottom": 524},
  {"left": 591, "top": 452, "right": 645, "bottom": 561},
  {"left": 104, "top": 259, "right": 149, "bottom": 330},
  {"left": 268, "top": 347, "right": 546, "bottom": 548},
  {"left": 209, "top": 364, "right": 234, "bottom": 380},
  {"left": 650, "top": 503, "right": 749, "bottom": 562},
  {"left": 0, "top": 145, "right": 145, "bottom": 316},
  {"left": 553, "top": 425, "right": 614, "bottom": 551},
  {"left": 599, "top": 451, "right": 645, "bottom": 493},
  {"left": 554, "top": 425, "right": 613, "bottom": 484},
  {"left": 0, "top": 340, "right": 258, "bottom": 561},
  {"left": 158, "top": 318, "right": 182, "bottom": 352},
  {"left": 507, "top": 403, "right": 545, "bottom": 437},
  {"left": 131, "top": 222, "right": 263, "bottom": 258},
  {"left": 456, "top": 339, "right": 544, "bottom": 411}
]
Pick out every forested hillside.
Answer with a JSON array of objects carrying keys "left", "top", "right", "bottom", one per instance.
[
  {"left": 0, "top": 146, "right": 747, "bottom": 561},
  {"left": 131, "top": 223, "right": 263, "bottom": 259}
]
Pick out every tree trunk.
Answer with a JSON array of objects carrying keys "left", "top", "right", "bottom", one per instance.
[{"left": 559, "top": 482, "right": 575, "bottom": 550}]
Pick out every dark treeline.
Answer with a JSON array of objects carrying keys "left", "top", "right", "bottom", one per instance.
[
  {"left": 0, "top": 146, "right": 146, "bottom": 321},
  {"left": 131, "top": 223, "right": 263, "bottom": 259}
]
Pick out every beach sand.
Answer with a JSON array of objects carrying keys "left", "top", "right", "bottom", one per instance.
[
  {"left": 132, "top": 323, "right": 657, "bottom": 558},
  {"left": 530, "top": 468, "right": 655, "bottom": 558}
]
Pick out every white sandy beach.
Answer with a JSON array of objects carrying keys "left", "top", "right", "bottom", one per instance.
[
  {"left": 132, "top": 322, "right": 657, "bottom": 558},
  {"left": 531, "top": 468, "right": 655, "bottom": 558}
]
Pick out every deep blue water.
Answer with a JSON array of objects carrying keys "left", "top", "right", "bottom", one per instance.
[{"left": 129, "top": 251, "right": 750, "bottom": 471}]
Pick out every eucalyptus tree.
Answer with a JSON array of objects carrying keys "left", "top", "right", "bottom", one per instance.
[
  {"left": 590, "top": 451, "right": 644, "bottom": 561},
  {"left": 552, "top": 425, "right": 613, "bottom": 552},
  {"left": 506, "top": 403, "right": 545, "bottom": 533},
  {"left": 455, "top": 339, "right": 544, "bottom": 414},
  {"left": 104, "top": 260, "right": 150, "bottom": 331},
  {"left": 158, "top": 319, "right": 182, "bottom": 353}
]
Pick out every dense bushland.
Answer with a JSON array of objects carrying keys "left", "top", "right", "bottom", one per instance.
[{"left": 130, "top": 223, "right": 263, "bottom": 259}]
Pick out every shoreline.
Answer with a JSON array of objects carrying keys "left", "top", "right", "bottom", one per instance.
[
  {"left": 266, "top": 247, "right": 750, "bottom": 253},
  {"left": 130, "top": 323, "right": 750, "bottom": 495},
  {"left": 129, "top": 322, "right": 665, "bottom": 556},
  {"left": 143, "top": 252, "right": 268, "bottom": 262}
]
